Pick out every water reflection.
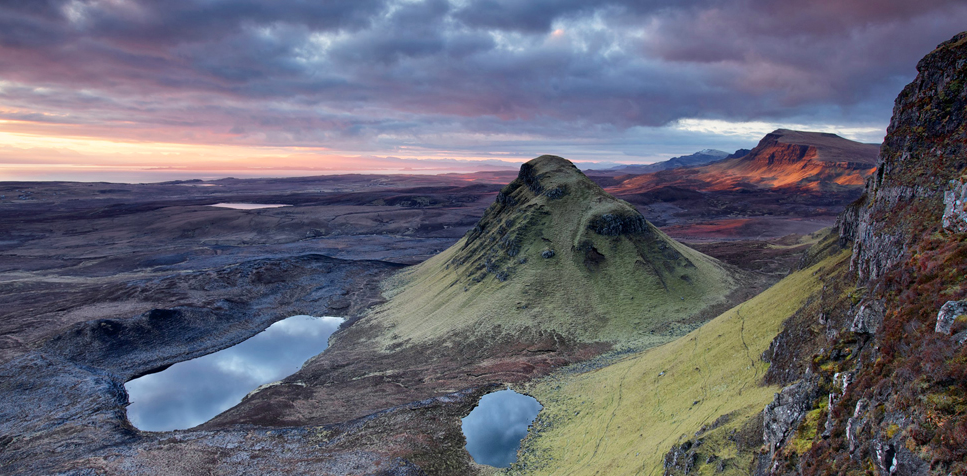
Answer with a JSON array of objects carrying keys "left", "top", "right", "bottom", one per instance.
[
  {"left": 125, "top": 315, "right": 343, "bottom": 431},
  {"left": 462, "top": 389, "right": 543, "bottom": 467},
  {"left": 209, "top": 203, "right": 291, "bottom": 210}
]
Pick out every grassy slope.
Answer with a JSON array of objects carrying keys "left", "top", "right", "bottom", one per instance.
[
  {"left": 505, "top": 247, "right": 851, "bottom": 476},
  {"left": 366, "top": 156, "right": 740, "bottom": 350}
]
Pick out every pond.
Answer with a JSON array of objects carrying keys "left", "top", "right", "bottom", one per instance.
[
  {"left": 461, "top": 389, "right": 543, "bottom": 467},
  {"left": 125, "top": 315, "right": 343, "bottom": 431},
  {"left": 209, "top": 203, "right": 291, "bottom": 210}
]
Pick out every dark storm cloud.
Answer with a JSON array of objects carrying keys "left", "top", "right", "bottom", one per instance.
[
  {"left": 329, "top": 0, "right": 453, "bottom": 64},
  {"left": 0, "top": 0, "right": 386, "bottom": 43},
  {"left": 2, "top": 0, "right": 966, "bottom": 157},
  {"left": 453, "top": 0, "right": 712, "bottom": 33},
  {"left": 454, "top": 0, "right": 593, "bottom": 32}
]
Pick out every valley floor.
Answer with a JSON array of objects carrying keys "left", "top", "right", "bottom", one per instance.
[{"left": 0, "top": 173, "right": 848, "bottom": 475}]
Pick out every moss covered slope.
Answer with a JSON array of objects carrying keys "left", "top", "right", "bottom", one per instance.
[
  {"left": 507, "top": 240, "right": 850, "bottom": 476},
  {"left": 368, "top": 155, "right": 742, "bottom": 349}
]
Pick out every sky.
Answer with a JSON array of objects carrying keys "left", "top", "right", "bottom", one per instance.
[{"left": 2, "top": 0, "right": 966, "bottom": 181}]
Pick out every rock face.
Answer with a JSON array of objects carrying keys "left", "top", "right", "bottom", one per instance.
[
  {"left": 762, "top": 381, "right": 819, "bottom": 457},
  {"left": 942, "top": 179, "right": 967, "bottom": 232},
  {"left": 849, "top": 299, "right": 885, "bottom": 334},
  {"left": 844, "top": 32, "right": 967, "bottom": 281},
  {"left": 753, "top": 32, "right": 967, "bottom": 476},
  {"left": 935, "top": 300, "right": 967, "bottom": 334}
]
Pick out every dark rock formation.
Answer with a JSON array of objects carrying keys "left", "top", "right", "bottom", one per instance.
[
  {"left": 663, "top": 440, "right": 699, "bottom": 475},
  {"left": 762, "top": 381, "right": 819, "bottom": 457},
  {"left": 935, "top": 300, "right": 967, "bottom": 334},
  {"left": 757, "top": 31, "right": 967, "bottom": 476},
  {"left": 843, "top": 32, "right": 967, "bottom": 281},
  {"left": 587, "top": 212, "right": 650, "bottom": 236},
  {"left": 848, "top": 299, "right": 885, "bottom": 335}
]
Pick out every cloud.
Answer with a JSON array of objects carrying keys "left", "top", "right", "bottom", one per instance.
[{"left": 1, "top": 0, "right": 966, "bottom": 171}]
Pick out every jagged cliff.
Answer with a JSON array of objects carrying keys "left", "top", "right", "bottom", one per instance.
[
  {"left": 750, "top": 32, "right": 967, "bottom": 475},
  {"left": 715, "top": 129, "right": 878, "bottom": 189},
  {"left": 847, "top": 33, "right": 967, "bottom": 282}
]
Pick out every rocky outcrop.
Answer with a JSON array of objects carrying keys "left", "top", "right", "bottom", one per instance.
[
  {"left": 843, "top": 32, "right": 967, "bottom": 282},
  {"left": 849, "top": 299, "right": 885, "bottom": 334},
  {"left": 942, "top": 179, "right": 967, "bottom": 232},
  {"left": 935, "top": 300, "right": 967, "bottom": 334},
  {"left": 763, "top": 32, "right": 967, "bottom": 476},
  {"left": 845, "top": 398, "right": 871, "bottom": 454},
  {"left": 587, "top": 212, "right": 650, "bottom": 236},
  {"left": 762, "top": 380, "right": 819, "bottom": 457},
  {"left": 663, "top": 440, "right": 699, "bottom": 475}
]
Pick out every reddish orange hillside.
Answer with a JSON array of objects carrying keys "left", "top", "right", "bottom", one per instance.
[{"left": 610, "top": 129, "right": 878, "bottom": 194}]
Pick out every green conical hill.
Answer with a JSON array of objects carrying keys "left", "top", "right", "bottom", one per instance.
[{"left": 368, "top": 155, "right": 743, "bottom": 349}]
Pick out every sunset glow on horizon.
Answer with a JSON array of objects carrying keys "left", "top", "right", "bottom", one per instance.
[{"left": 3, "top": 0, "right": 967, "bottom": 182}]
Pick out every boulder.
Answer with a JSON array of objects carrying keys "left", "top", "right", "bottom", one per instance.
[
  {"left": 850, "top": 300, "right": 885, "bottom": 334},
  {"left": 846, "top": 398, "right": 870, "bottom": 454},
  {"left": 762, "top": 380, "right": 817, "bottom": 455},
  {"left": 943, "top": 179, "right": 967, "bottom": 233},
  {"left": 935, "top": 300, "right": 967, "bottom": 334}
]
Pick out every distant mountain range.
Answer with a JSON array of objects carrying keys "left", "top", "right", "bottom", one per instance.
[
  {"left": 610, "top": 129, "right": 879, "bottom": 194},
  {"left": 591, "top": 149, "right": 733, "bottom": 175}
]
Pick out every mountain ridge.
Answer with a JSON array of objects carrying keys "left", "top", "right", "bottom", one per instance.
[
  {"left": 611, "top": 129, "right": 879, "bottom": 194},
  {"left": 589, "top": 149, "right": 731, "bottom": 175}
]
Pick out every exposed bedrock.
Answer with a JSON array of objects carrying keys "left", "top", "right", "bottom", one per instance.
[
  {"left": 842, "top": 32, "right": 967, "bottom": 282},
  {"left": 751, "top": 32, "right": 967, "bottom": 476}
]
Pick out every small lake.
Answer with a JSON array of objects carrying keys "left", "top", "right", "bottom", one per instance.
[
  {"left": 209, "top": 203, "right": 291, "bottom": 210},
  {"left": 462, "top": 389, "right": 543, "bottom": 467},
  {"left": 125, "top": 315, "right": 343, "bottom": 431}
]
